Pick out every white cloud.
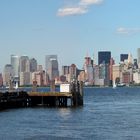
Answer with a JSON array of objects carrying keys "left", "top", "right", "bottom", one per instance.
[
  {"left": 117, "top": 27, "right": 140, "bottom": 35},
  {"left": 57, "top": 6, "right": 88, "bottom": 17},
  {"left": 80, "top": 0, "right": 103, "bottom": 6},
  {"left": 57, "top": 0, "right": 104, "bottom": 17}
]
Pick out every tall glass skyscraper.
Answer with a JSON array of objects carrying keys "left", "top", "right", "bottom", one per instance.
[
  {"left": 11, "top": 55, "right": 19, "bottom": 77},
  {"left": 45, "top": 55, "right": 59, "bottom": 80}
]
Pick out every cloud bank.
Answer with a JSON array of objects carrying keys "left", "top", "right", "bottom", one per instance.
[{"left": 57, "top": 0, "right": 103, "bottom": 17}]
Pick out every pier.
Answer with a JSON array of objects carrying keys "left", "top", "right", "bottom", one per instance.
[{"left": 0, "top": 81, "right": 83, "bottom": 110}]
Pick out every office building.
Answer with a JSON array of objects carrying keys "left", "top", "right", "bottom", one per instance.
[
  {"left": 84, "top": 56, "right": 94, "bottom": 85},
  {"left": 0, "top": 73, "right": 3, "bottom": 86},
  {"left": 120, "top": 54, "right": 128, "bottom": 62},
  {"left": 30, "top": 58, "right": 37, "bottom": 72},
  {"left": 62, "top": 66, "right": 70, "bottom": 75},
  {"left": 19, "top": 55, "right": 30, "bottom": 72},
  {"left": 137, "top": 48, "right": 140, "bottom": 67},
  {"left": 98, "top": 51, "right": 111, "bottom": 65},
  {"left": 45, "top": 55, "right": 59, "bottom": 80},
  {"left": 11, "top": 55, "right": 19, "bottom": 77},
  {"left": 3, "top": 64, "right": 13, "bottom": 86},
  {"left": 69, "top": 64, "right": 77, "bottom": 81}
]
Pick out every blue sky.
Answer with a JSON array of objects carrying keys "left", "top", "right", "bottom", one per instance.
[{"left": 0, "top": 0, "right": 140, "bottom": 71}]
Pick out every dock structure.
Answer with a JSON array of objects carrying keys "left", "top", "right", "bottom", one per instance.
[
  {"left": 0, "top": 81, "right": 84, "bottom": 109},
  {"left": 28, "top": 92, "right": 72, "bottom": 107},
  {"left": 0, "top": 91, "right": 30, "bottom": 110}
]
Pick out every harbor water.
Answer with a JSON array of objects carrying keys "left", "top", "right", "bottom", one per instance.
[{"left": 1, "top": 87, "right": 140, "bottom": 140}]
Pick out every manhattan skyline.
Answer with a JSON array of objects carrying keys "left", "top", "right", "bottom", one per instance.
[{"left": 0, "top": 0, "right": 140, "bottom": 71}]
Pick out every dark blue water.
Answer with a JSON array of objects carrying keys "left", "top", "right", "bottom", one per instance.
[{"left": 1, "top": 87, "right": 140, "bottom": 140}]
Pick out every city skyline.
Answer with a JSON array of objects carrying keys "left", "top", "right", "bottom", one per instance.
[{"left": 0, "top": 0, "right": 140, "bottom": 71}]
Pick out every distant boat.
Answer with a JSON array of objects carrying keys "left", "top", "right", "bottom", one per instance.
[
  {"left": 116, "top": 83, "right": 126, "bottom": 87},
  {"left": 113, "top": 82, "right": 126, "bottom": 88}
]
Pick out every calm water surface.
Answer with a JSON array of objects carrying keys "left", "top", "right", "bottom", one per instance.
[{"left": 1, "top": 87, "right": 140, "bottom": 140}]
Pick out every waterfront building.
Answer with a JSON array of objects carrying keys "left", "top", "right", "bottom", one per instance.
[
  {"left": 84, "top": 56, "right": 94, "bottom": 85},
  {"left": 120, "top": 54, "right": 128, "bottom": 62},
  {"left": 122, "top": 71, "right": 131, "bottom": 84},
  {"left": 98, "top": 51, "right": 111, "bottom": 65},
  {"left": 30, "top": 58, "right": 37, "bottom": 72},
  {"left": 112, "top": 64, "right": 122, "bottom": 83},
  {"left": 109, "top": 58, "right": 115, "bottom": 85},
  {"left": 133, "top": 71, "right": 140, "bottom": 84},
  {"left": 11, "top": 55, "right": 19, "bottom": 77},
  {"left": 3, "top": 64, "right": 13, "bottom": 86},
  {"left": 99, "top": 63, "right": 110, "bottom": 86},
  {"left": 45, "top": 55, "right": 59, "bottom": 80},
  {"left": 93, "top": 65, "right": 100, "bottom": 85}
]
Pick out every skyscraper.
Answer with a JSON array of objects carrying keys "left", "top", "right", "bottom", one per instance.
[
  {"left": 137, "top": 48, "right": 140, "bottom": 67},
  {"left": 11, "top": 55, "right": 19, "bottom": 77},
  {"left": 120, "top": 54, "right": 128, "bottom": 62},
  {"left": 62, "top": 66, "right": 70, "bottom": 75},
  {"left": 30, "top": 58, "right": 37, "bottom": 72},
  {"left": 84, "top": 56, "right": 94, "bottom": 85},
  {"left": 19, "top": 56, "right": 31, "bottom": 86},
  {"left": 3, "top": 64, "right": 13, "bottom": 86},
  {"left": 45, "top": 55, "right": 59, "bottom": 80},
  {"left": 19, "top": 55, "right": 30, "bottom": 72},
  {"left": 98, "top": 51, "right": 111, "bottom": 65}
]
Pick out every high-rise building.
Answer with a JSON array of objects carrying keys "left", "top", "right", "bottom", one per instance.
[
  {"left": 45, "top": 55, "right": 59, "bottom": 80},
  {"left": 69, "top": 64, "right": 77, "bottom": 81},
  {"left": 30, "top": 58, "right": 37, "bottom": 72},
  {"left": 84, "top": 56, "right": 94, "bottom": 85},
  {"left": 3, "top": 64, "right": 13, "bottom": 86},
  {"left": 98, "top": 51, "right": 111, "bottom": 65},
  {"left": 11, "top": 55, "right": 19, "bottom": 77},
  {"left": 109, "top": 57, "right": 115, "bottom": 85},
  {"left": 32, "top": 71, "right": 46, "bottom": 86},
  {"left": 19, "top": 55, "right": 30, "bottom": 72},
  {"left": 20, "top": 72, "right": 31, "bottom": 86},
  {"left": 120, "top": 54, "right": 128, "bottom": 62},
  {"left": 45, "top": 55, "right": 57, "bottom": 71},
  {"left": 62, "top": 66, "right": 70, "bottom": 75},
  {"left": 0, "top": 73, "right": 3, "bottom": 86},
  {"left": 137, "top": 48, "right": 140, "bottom": 66},
  {"left": 99, "top": 63, "right": 110, "bottom": 86}
]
